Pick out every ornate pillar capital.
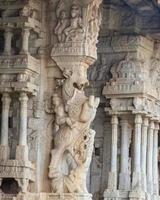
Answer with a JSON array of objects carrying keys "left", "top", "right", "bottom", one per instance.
[
  {"left": 135, "top": 114, "right": 142, "bottom": 124},
  {"left": 142, "top": 117, "right": 149, "bottom": 127},
  {"left": 111, "top": 114, "right": 118, "bottom": 125}
]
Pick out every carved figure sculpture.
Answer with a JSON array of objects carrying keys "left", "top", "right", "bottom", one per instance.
[
  {"left": 55, "top": 10, "right": 68, "bottom": 42},
  {"left": 50, "top": 0, "right": 102, "bottom": 194},
  {"left": 49, "top": 66, "right": 100, "bottom": 193},
  {"left": 63, "top": 4, "right": 84, "bottom": 42}
]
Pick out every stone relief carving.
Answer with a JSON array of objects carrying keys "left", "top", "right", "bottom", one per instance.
[
  {"left": 49, "top": 0, "right": 102, "bottom": 196},
  {"left": 88, "top": 54, "right": 111, "bottom": 81},
  {"left": 54, "top": 0, "right": 84, "bottom": 43},
  {"left": 53, "top": 0, "right": 102, "bottom": 44},
  {"left": 48, "top": 66, "right": 100, "bottom": 193}
]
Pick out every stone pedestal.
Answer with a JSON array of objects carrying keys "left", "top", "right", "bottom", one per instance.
[
  {"left": 129, "top": 190, "right": 145, "bottom": 200},
  {"left": 119, "top": 173, "right": 130, "bottom": 191},
  {"left": 104, "top": 189, "right": 129, "bottom": 200},
  {"left": 39, "top": 193, "right": 92, "bottom": 200}
]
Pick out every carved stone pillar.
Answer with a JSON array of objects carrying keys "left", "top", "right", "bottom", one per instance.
[
  {"left": 132, "top": 114, "right": 142, "bottom": 190},
  {"left": 49, "top": 0, "right": 102, "bottom": 198},
  {"left": 107, "top": 114, "right": 118, "bottom": 190},
  {"left": 0, "top": 93, "right": 11, "bottom": 160},
  {"left": 20, "top": 27, "right": 30, "bottom": 54},
  {"left": 16, "top": 92, "right": 28, "bottom": 161},
  {"left": 152, "top": 122, "right": 159, "bottom": 195},
  {"left": 146, "top": 120, "right": 154, "bottom": 194},
  {"left": 3, "top": 27, "right": 13, "bottom": 55},
  {"left": 141, "top": 117, "right": 148, "bottom": 192},
  {"left": 119, "top": 118, "right": 130, "bottom": 191},
  {"left": 48, "top": 0, "right": 101, "bottom": 200}
]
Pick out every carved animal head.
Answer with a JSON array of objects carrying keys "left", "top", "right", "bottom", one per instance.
[{"left": 63, "top": 66, "right": 89, "bottom": 90}]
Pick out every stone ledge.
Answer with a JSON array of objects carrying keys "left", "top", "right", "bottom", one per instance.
[{"left": 0, "top": 159, "right": 35, "bottom": 181}]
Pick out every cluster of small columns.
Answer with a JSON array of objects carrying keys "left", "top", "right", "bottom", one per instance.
[
  {"left": 107, "top": 113, "right": 159, "bottom": 196},
  {"left": 3, "top": 27, "right": 30, "bottom": 56},
  {"left": 0, "top": 92, "right": 29, "bottom": 161}
]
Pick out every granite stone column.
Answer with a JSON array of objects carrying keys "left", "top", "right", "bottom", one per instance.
[
  {"left": 16, "top": 92, "right": 28, "bottom": 161},
  {"left": 152, "top": 123, "right": 159, "bottom": 195},
  {"left": 146, "top": 120, "right": 154, "bottom": 194},
  {"left": 141, "top": 117, "right": 148, "bottom": 192},
  {"left": 119, "top": 118, "right": 130, "bottom": 190},
  {"left": 3, "top": 27, "right": 13, "bottom": 55},
  {"left": 108, "top": 114, "right": 118, "bottom": 190},
  {"left": 132, "top": 114, "right": 142, "bottom": 190},
  {"left": 20, "top": 27, "right": 30, "bottom": 54},
  {"left": 0, "top": 93, "right": 11, "bottom": 160}
]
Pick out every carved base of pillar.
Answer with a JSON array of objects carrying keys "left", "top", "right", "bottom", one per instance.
[
  {"left": 20, "top": 50, "right": 28, "bottom": 55},
  {"left": 147, "top": 181, "right": 153, "bottom": 195},
  {"left": 141, "top": 173, "right": 147, "bottom": 192},
  {"left": 39, "top": 193, "right": 92, "bottom": 200},
  {"left": 12, "top": 193, "right": 92, "bottom": 200},
  {"left": 129, "top": 190, "right": 145, "bottom": 200},
  {"left": 153, "top": 183, "right": 159, "bottom": 197},
  {"left": 107, "top": 172, "right": 117, "bottom": 190},
  {"left": 104, "top": 189, "right": 129, "bottom": 200},
  {"left": 131, "top": 172, "right": 141, "bottom": 190},
  {"left": 0, "top": 145, "right": 10, "bottom": 160},
  {"left": 16, "top": 145, "right": 28, "bottom": 161},
  {"left": 119, "top": 173, "right": 131, "bottom": 191}
]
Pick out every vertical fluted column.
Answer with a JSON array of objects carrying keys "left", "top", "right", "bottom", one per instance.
[
  {"left": 141, "top": 117, "right": 148, "bottom": 192},
  {"left": 152, "top": 122, "right": 159, "bottom": 195},
  {"left": 20, "top": 28, "right": 30, "bottom": 54},
  {"left": 147, "top": 120, "right": 154, "bottom": 194},
  {"left": 16, "top": 92, "right": 28, "bottom": 161},
  {"left": 132, "top": 114, "right": 142, "bottom": 190},
  {"left": 0, "top": 93, "right": 11, "bottom": 160},
  {"left": 108, "top": 114, "right": 118, "bottom": 190},
  {"left": 3, "top": 28, "right": 13, "bottom": 55},
  {"left": 119, "top": 118, "right": 130, "bottom": 190}
]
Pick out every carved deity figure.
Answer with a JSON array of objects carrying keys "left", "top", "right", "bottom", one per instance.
[
  {"left": 55, "top": 10, "right": 68, "bottom": 42},
  {"left": 64, "top": 4, "right": 84, "bottom": 42},
  {"left": 48, "top": 66, "right": 100, "bottom": 193}
]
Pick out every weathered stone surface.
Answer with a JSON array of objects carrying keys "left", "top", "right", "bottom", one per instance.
[{"left": 0, "top": 0, "right": 160, "bottom": 200}]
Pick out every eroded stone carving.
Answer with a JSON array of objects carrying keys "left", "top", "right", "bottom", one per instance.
[
  {"left": 48, "top": 68, "right": 100, "bottom": 193},
  {"left": 54, "top": 0, "right": 102, "bottom": 45}
]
